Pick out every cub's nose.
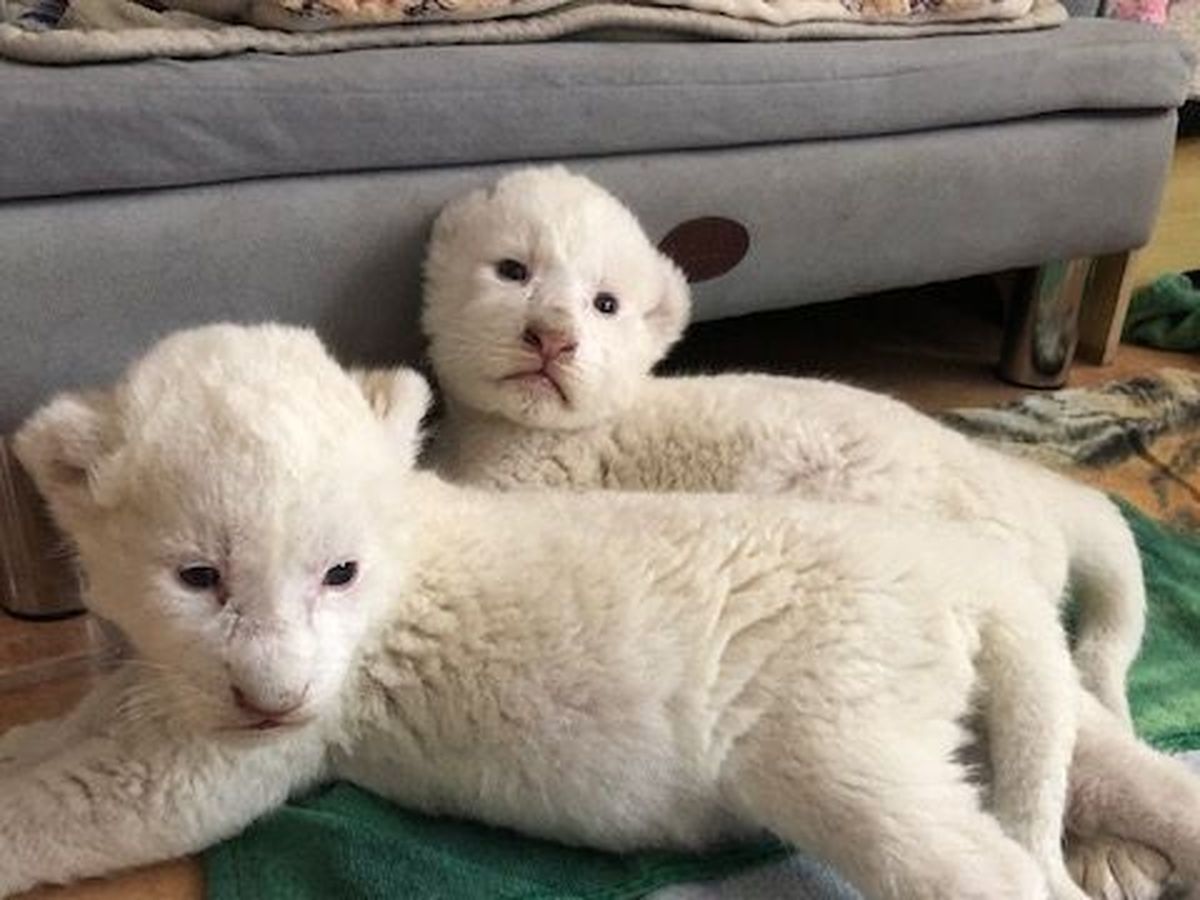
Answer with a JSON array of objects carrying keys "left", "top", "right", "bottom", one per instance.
[
  {"left": 521, "top": 326, "right": 577, "bottom": 362},
  {"left": 231, "top": 684, "right": 308, "bottom": 720}
]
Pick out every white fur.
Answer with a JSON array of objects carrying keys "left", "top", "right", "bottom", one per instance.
[
  {"left": 1, "top": 324, "right": 1091, "bottom": 900},
  {"left": 423, "top": 166, "right": 690, "bottom": 434},
  {"left": 420, "top": 166, "right": 1195, "bottom": 899}
]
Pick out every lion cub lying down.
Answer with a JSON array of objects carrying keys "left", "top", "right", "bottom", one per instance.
[
  {"left": 422, "top": 167, "right": 1145, "bottom": 734},
  {"left": 2, "top": 324, "right": 1090, "bottom": 900}
]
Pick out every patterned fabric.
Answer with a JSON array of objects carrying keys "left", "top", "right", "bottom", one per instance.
[
  {"left": 1110, "top": 0, "right": 1167, "bottom": 25},
  {"left": 940, "top": 368, "right": 1200, "bottom": 529},
  {"left": 1169, "top": 0, "right": 1200, "bottom": 96},
  {"left": 31, "top": 0, "right": 1035, "bottom": 27},
  {"left": 13, "top": 0, "right": 69, "bottom": 28},
  {"left": 1109, "top": 0, "right": 1200, "bottom": 96},
  {"left": 0, "top": 0, "right": 1064, "bottom": 50}
]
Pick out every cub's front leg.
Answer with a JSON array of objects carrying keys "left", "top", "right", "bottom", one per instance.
[
  {"left": 0, "top": 686, "right": 324, "bottom": 897},
  {"left": 0, "top": 671, "right": 129, "bottom": 776}
]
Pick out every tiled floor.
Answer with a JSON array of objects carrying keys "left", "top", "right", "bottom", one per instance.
[{"left": 3, "top": 276, "right": 1198, "bottom": 899}]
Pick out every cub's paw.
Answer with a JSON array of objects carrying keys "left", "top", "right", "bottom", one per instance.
[
  {"left": 0, "top": 720, "right": 60, "bottom": 776},
  {"left": 1066, "top": 833, "right": 1173, "bottom": 900}
]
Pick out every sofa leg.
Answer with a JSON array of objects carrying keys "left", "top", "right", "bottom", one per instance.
[
  {"left": 998, "top": 259, "right": 1090, "bottom": 389},
  {"left": 0, "top": 437, "right": 85, "bottom": 620},
  {"left": 1077, "top": 251, "right": 1138, "bottom": 365}
]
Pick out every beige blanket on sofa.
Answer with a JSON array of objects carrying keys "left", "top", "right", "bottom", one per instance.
[{"left": 0, "top": 0, "right": 1064, "bottom": 64}]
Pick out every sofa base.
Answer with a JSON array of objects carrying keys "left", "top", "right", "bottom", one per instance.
[{"left": 0, "top": 109, "right": 1178, "bottom": 431}]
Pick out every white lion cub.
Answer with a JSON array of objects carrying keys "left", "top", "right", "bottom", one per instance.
[
  {"left": 423, "top": 167, "right": 1144, "bottom": 733},
  {"left": 2, "top": 324, "right": 1091, "bottom": 900}
]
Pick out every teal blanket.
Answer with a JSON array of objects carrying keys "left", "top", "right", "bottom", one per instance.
[{"left": 206, "top": 503, "right": 1200, "bottom": 900}]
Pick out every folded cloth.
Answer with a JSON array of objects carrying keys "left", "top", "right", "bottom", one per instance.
[
  {"left": 1123, "top": 271, "right": 1200, "bottom": 352},
  {"left": 205, "top": 501, "right": 1200, "bottom": 900}
]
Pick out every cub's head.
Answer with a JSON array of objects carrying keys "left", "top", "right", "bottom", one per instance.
[
  {"left": 423, "top": 166, "right": 691, "bottom": 430},
  {"left": 15, "top": 324, "right": 430, "bottom": 737}
]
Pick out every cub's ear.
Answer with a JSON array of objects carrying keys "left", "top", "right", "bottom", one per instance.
[
  {"left": 644, "top": 256, "right": 692, "bottom": 358},
  {"left": 351, "top": 367, "right": 433, "bottom": 469},
  {"left": 429, "top": 186, "right": 488, "bottom": 249},
  {"left": 12, "top": 390, "right": 112, "bottom": 516}
]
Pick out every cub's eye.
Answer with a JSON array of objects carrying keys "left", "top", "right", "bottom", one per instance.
[
  {"left": 495, "top": 259, "right": 530, "bottom": 283},
  {"left": 593, "top": 293, "right": 619, "bottom": 316},
  {"left": 178, "top": 565, "right": 221, "bottom": 591},
  {"left": 323, "top": 561, "right": 358, "bottom": 588}
]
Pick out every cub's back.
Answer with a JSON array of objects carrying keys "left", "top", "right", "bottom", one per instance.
[{"left": 403, "top": 478, "right": 1006, "bottom": 697}]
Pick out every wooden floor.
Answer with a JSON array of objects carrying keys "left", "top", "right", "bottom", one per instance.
[
  {"left": 668, "top": 274, "right": 1200, "bottom": 408},
  {"left": 1130, "top": 137, "right": 1200, "bottom": 290},
  {"left": 2, "top": 138, "right": 1198, "bottom": 900}
]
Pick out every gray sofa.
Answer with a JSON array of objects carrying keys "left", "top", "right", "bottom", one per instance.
[{"left": 0, "top": 13, "right": 1194, "bottom": 438}]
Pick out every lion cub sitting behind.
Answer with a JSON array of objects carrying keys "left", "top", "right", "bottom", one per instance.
[{"left": 422, "top": 166, "right": 1144, "bottom": 733}]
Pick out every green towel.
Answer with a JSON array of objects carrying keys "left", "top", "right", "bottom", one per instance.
[
  {"left": 205, "top": 784, "right": 787, "bottom": 899},
  {"left": 1124, "top": 501, "right": 1200, "bottom": 751},
  {"left": 206, "top": 502, "right": 1200, "bottom": 900},
  {"left": 1123, "top": 272, "right": 1200, "bottom": 351}
]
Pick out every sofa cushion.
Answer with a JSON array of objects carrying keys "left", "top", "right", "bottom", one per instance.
[{"left": 0, "top": 18, "right": 1192, "bottom": 202}]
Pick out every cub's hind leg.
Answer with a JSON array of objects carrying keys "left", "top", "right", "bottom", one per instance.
[
  {"left": 976, "top": 572, "right": 1088, "bottom": 900},
  {"left": 725, "top": 721, "right": 1049, "bottom": 900}
]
